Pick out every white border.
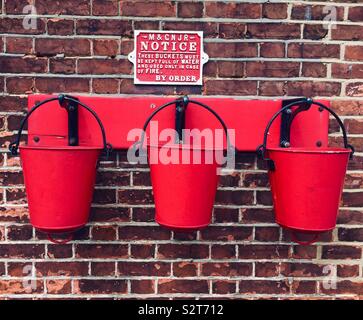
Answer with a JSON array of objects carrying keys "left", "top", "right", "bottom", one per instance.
[{"left": 128, "top": 30, "right": 209, "bottom": 86}]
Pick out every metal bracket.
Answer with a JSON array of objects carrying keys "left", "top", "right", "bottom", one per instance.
[
  {"left": 280, "top": 98, "right": 312, "bottom": 148},
  {"left": 175, "top": 96, "right": 189, "bottom": 143},
  {"left": 59, "top": 95, "right": 79, "bottom": 146}
]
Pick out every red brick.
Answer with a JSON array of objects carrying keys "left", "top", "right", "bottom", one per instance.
[
  {"left": 338, "top": 265, "right": 360, "bottom": 278},
  {"left": 212, "top": 281, "right": 236, "bottom": 294},
  {"left": 76, "top": 280, "right": 127, "bottom": 294},
  {"left": 0, "top": 18, "right": 46, "bottom": 35},
  {"left": 173, "top": 262, "right": 198, "bottom": 277},
  {"left": 91, "top": 225, "right": 117, "bottom": 241},
  {"left": 291, "top": 5, "right": 344, "bottom": 21},
  {"left": 35, "top": 38, "right": 90, "bottom": 56},
  {"left": 202, "top": 262, "right": 252, "bottom": 277},
  {"left": 205, "top": 2, "right": 261, "bottom": 19},
  {"left": 239, "top": 280, "right": 289, "bottom": 294},
  {"left": 288, "top": 43, "right": 340, "bottom": 59},
  {"left": 259, "top": 81, "right": 287, "bottom": 96},
  {"left": 49, "top": 58, "right": 76, "bottom": 74},
  {"left": 78, "top": 58, "right": 131, "bottom": 74},
  {"left": 281, "top": 263, "right": 325, "bottom": 277},
  {"left": 219, "top": 23, "right": 246, "bottom": 39},
  {"left": 214, "top": 208, "right": 239, "bottom": 223},
  {"left": 178, "top": 2, "right": 203, "bottom": 18},
  {"left": 349, "top": 7, "right": 363, "bottom": 22},
  {"left": 332, "top": 25, "right": 363, "bottom": 41},
  {"left": 205, "top": 80, "right": 257, "bottom": 96},
  {"left": 93, "top": 0, "right": 119, "bottom": 16},
  {"left": 158, "top": 279, "right": 209, "bottom": 294},
  {"left": 303, "top": 24, "right": 328, "bottom": 40},
  {"left": 255, "top": 262, "right": 280, "bottom": 277},
  {"left": 118, "top": 226, "right": 171, "bottom": 241},
  {"left": 345, "top": 46, "right": 363, "bottom": 61},
  {"left": 118, "top": 262, "right": 171, "bottom": 276},
  {"left": 247, "top": 23, "right": 301, "bottom": 39},
  {"left": 77, "top": 19, "right": 132, "bottom": 36},
  {"left": 287, "top": 81, "right": 341, "bottom": 97},
  {"left": 346, "top": 82, "right": 363, "bottom": 97},
  {"left": 0, "top": 244, "right": 44, "bottom": 259},
  {"left": 131, "top": 280, "right": 155, "bottom": 294},
  {"left": 7, "top": 225, "right": 32, "bottom": 240},
  {"left": 163, "top": 21, "right": 218, "bottom": 38},
  {"left": 260, "top": 42, "right": 285, "bottom": 58},
  {"left": 0, "top": 280, "right": 44, "bottom": 294},
  {"left": 205, "top": 42, "right": 257, "bottom": 58},
  {"left": 47, "top": 19, "right": 74, "bottom": 35},
  {"left": 91, "top": 262, "right": 115, "bottom": 277},
  {"left": 255, "top": 227, "right": 280, "bottom": 242},
  {"left": 338, "top": 228, "right": 363, "bottom": 242},
  {"left": 120, "top": 79, "right": 175, "bottom": 95},
  {"left": 0, "top": 56, "right": 47, "bottom": 73},
  {"left": 211, "top": 245, "right": 236, "bottom": 259},
  {"left": 201, "top": 227, "right": 253, "bottom": 241},
  {"left": 302, "top": 62, "right": 327, "bottom": 78},
  {"left": 36, "top": 262, "right": 89, "bottom": 277},
  {"left": 92, "top": 78, "right": 119, "bottom": 94},
  {"left": 93, "top": 39, "right": 119, "bottom": 56},
  {"left": 36, "top": 0, "right": 90, "bottom": 15},
  {"left": 246, "top": 61, "right": 300, "bottom": 78},
  {"left": 7, "top": 77, "right": 33, "bottom": 95},
  {"left": 158, "top": 244, "right": 209, "bottom": 259},
  {"left": 262, "top": 3, "right": 288, "bottom": 19},
  {"left": 76, "top": 244, "right": 128, "bottom": 259},
  {"left": 6, "top": 37, "right": 33, "bottom": 54},
  {"left": 131, "top": 244, "right": 155, "bottom": 259},
  {"left": 292, "top": 281, "right": 317, "bottom": 294},
  {"left": 239, "top": 245, "right": 289, "bottom": 259},
  {"left": 120, "top": 1, "right": 176, "bottom": 17},
  {"left": 332, "top": 63, "right": 363, "bottom": 79},
  {"left": 47, "top": 280, "right": 71, "bottom": 294}
]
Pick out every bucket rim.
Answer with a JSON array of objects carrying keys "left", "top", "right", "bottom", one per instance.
[
  {"left": 147, "top": 143, "right": 226, "bottom": 151},
  {"left": 19, "top": 145, "right": 103, "bottom": 151},
  {"left": 267, "top": 147, "right": 351, "bottom": 154}
]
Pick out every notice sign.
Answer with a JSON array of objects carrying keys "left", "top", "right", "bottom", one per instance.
[{"left": 128, "top": 30, "right": 209, "bottom": 85}]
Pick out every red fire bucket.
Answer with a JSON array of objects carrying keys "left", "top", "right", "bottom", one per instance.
[
  {"left": 135, "top": 97, "right": 233, "bottom": 231},
  {"left": 9, "top": 95, "right": 111, "bottom": 242},
  {"left": 258, "top": 99, "right": 354, "bottom": 245}
]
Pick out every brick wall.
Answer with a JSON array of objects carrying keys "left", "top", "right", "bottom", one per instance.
[{"left": 0, "top": 0, "right": 363, "bottom": 299}]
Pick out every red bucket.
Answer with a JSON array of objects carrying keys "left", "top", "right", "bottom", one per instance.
[
  {"left": 259, "top": 99, "right": 354, "bottom": 244},
  {"left": 148, "top": 143, "right": 224, "bottom": 231},
  {"left": 136, "top": 97, "right": 232, "bottom": 231},
  {"left": 267, "top": 147, "right": 350, "bottom": 232},
  {"left": 9, "top": 95, "right": 111, "bottom": 241},
  {"left": 20, "top": 146, "right": 102, "bottom": 233}
]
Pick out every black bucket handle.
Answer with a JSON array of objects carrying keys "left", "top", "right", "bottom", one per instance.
[
  {"left": 257, "top": 98, "right": 354, "bottom": 171},
  {"left": 133, "top": 95, "right": 234, "bottom": 156},
  {"left": 9, "top": 94, "right": 112, "bottom": 157}
]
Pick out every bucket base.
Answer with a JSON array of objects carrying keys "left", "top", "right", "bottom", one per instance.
[
  {"left": 33, "top": 223, "right": 86, "bottom": 234},
  {"left": 276, "top": 220, "right": 335, "bottom": 233},
  {"left": 157, "top": 220, "right": 210, "bottom": 232}
]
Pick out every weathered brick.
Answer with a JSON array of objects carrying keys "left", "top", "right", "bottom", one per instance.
[
  {"left": 260, "top": 42, "right": 285, "bottom": 58},
  {"left": 47, "top": 19, "right": 74, "bottom": 36},
  {"left": 120, "top": 1, "right": 176, "bottom": 17},
  {"left": 202, "top": 262, "right": 252, "bottom": 277},
  {"left": 35, "top": 38, "right": 90, "bottom": 57},
  {"left": 158, "top": 279, "right": 209, "bottom": 294},
  {"left": 77, "top": 19, "right": 132, "bottom": 36},
  {"left": 178, "top": 2, "right": 203, "bottom": 18},
  {"left": 262, "top": 3, "right": 288, "bottom": 19},
  {"left": 205, "top": 2, "right": 261, "bottom": 19},
  {"left": 247, "top": 23, "right": 301, "bottom": 39},
  {"left": 93, "top": 0, "right": 119, "bottom": 16}
]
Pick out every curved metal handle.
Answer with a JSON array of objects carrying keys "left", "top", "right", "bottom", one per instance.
[
  {"left": 133, "top": 96, "right": 234, "bottom": 154},
  {"left": 258, "top": 98, "right": 354, "bottom": 170},
  {"left": 9, "top": 94, "right": 112, "bottom": 157}
]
